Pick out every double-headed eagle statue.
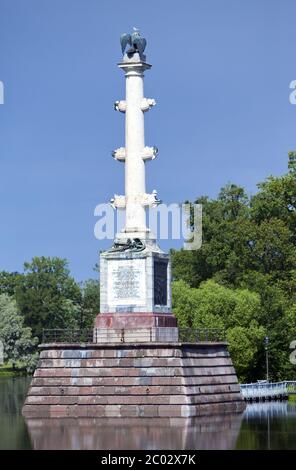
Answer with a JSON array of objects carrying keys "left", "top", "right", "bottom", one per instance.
[{"left": 120, "top": 28, "right": 147, "bottom": 57}]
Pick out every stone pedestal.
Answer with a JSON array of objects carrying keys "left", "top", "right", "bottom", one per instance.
[
  {"left": 96, "top": 241, "right": 178, "bottom": 342},
  {"left": 22, "top": 342, "right": 245, "bottom": 419},
  {"left": 99, "top": 243, "right": 171, "bottom": 315}
]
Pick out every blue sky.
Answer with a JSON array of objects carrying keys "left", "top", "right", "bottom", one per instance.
[{"left": 0, "top": 0, "right": 295, "bottom": 281}]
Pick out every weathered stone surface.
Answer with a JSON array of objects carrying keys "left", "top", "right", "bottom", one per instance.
[
  {"left": 23, "top": 342, "right": 245, "bottom": 418},
  {"left": 95, "top": 314, "right": 177, "bottom": 329},
  {"left": 37, "top": 356, "right": 233, "bottom": 369}
]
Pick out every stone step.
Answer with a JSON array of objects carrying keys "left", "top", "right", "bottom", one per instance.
[
  {"left": 25, "top": 390, "right": 241, "bottom": 406},
  {"left": 34, "top": 365, "right": 236, "bottom": 378},
  {"left": 185, "top": 375, "right": 239, "bottom": 386},
  {"left": 37, "top": 356, "right": 233, "bottom": 368},
  {"left": 27, "top": 383, "right": 241, "bottom": 397},
  {"left": 23, "top": 401, "right": 245, "bottom": 418},
  {"left": 39, "top": 347, "right": 230, "bottom": 360},
  {"left": 31, "top": 374, "right": 239, "bottom": 387}
]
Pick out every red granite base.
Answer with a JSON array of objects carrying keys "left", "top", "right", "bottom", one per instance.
[
  {"left": 22, "top": 342, "right": 245, "bottom": 418},
  {"left": 95, "top": 313, "right": 177, "bottom": 329}
]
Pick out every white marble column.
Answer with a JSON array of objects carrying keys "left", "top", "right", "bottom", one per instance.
[
  {"left": 124, "top": 64, "right": 147, "bottom": 232},
  {"left": 113, "top": 53, "right": 157, "bottom": 239}
]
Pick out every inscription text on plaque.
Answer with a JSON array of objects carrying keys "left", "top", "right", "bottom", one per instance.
[{"left": 108, "top": 259, "right": 146, "bottom": 306}]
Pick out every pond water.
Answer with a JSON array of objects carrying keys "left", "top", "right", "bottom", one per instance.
[{"left": 0, "top": 377, "right": 295, "bottom": 450}]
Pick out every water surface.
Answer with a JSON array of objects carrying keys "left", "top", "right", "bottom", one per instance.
[{"left": 1, "top": 377, "right": 295, "bottom": 449}]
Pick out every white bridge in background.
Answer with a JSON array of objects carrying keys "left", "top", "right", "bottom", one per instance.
[{"left": 240, "top": 381, "right": 296, "bottom": 401}]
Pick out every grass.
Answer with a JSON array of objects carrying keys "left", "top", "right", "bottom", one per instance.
[
  {"left": 288, "top": 394, "right": 296, "bottom": 402},
  {"left": 0, "top": 363, "right": 28, "bottom": 377}
]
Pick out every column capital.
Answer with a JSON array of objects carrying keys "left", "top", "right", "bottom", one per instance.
[{"left": 118, "top": 59, "right": 151, "bottom": 77}]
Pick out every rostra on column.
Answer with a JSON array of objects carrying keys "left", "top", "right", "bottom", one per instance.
[
  {"left": 122, "top": 60, "right": 149, "bottom": 233},
  {"left": 112, "top": 51, "right": 159, "bottom": 240}
]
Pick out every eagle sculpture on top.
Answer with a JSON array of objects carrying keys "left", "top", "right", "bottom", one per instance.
[{"left": 120, "top": 28, "right": 147, "bottom": 58}]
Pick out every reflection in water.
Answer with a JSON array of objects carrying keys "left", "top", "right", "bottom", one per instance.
[
  {"left": 0, "top": 377, "right": 31, "bottom": 449},
  {"left": 236, "top": 402, "right": 296, "bottom": 450},
  {"left": 25, "top": 414, "right": 243, "bottom": 450},
  {"left": 244, "top": 401, "right": 296, "bottom": 419},
  {"left": 1, "top": 378, "right": 296, "bottom": 450}
]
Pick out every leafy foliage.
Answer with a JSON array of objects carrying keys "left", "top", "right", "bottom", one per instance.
[
  {"left": 0, "top": 294, "right": 38, "bottom": 372},
  {"left": 0, "top": 258, "right": 101, "bottom": 372},
  {"left": 172, "top": 154, "right": 296, "bottom": 382},
  {"left": 78, "top": 279, "right": 100, "bottom": 329},
  {"left": 172, "top": 280, "right": 265, "bottom": 381},
  {"left": 15, "top": 257, "right": 82, "bottom": 339}
]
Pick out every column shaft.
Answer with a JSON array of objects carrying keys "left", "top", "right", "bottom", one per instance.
[{"left": 124, "top": 70, "right": 147, "bottom": 232}]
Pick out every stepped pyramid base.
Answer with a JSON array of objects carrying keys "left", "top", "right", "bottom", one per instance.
[{"left": 22, "top": 342, "right": 245, "bottom": 418}]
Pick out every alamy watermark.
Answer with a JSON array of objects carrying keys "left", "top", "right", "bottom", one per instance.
[
  {"left": 290, "top": 340, "right": 296, "bottom": 365},
  {"left": 0, "top": 341, "right": 3, "bottom": 365},
  {"left": 94, "top": 203, "right": 202, "bottom": 250},
  {"left": 289, "top": 80, "right": 296, "bottom": 104},
  {"left": 0, "top": 81, "right": 4, "bottom": 105}
]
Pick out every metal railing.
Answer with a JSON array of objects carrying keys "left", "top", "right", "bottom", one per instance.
[
  {"left": 42, "top": 327, "right": 226, "bottom": 344},
  {"left": 240, "top": 381, "right": 296, "bottom": 400},
  {"left": 42, "top": 329, "right": 94, "bottom": 343},
  {"left": 178, "top": 328, "right": 226, "bottom": 343}
]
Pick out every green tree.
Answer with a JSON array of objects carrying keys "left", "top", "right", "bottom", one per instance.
[
  {"left": 0, "top": 271, "right": 22, "bottom": 296},
  {"left": 172, "top": 279, "right": 265, "bottom": 381},
  {"left": 171, "top": 154, "right": 296, "bottom": 381},
  {"left": 250, "top": 174, "right": 296, "bottom": 239},
  {"left": 15, "top": 257, "right": 82, "bottom": 339},
  {"left": 79, "top": 279, "right": 100, "bottom": 329},
  {"left": 288, "top": 151, "right": 296, "bottom": 173},
  {"left": 172, "top": 185, "right": 251, "bottom": 288},
  {"left": 172, "top": 280, "right": 202, "bottom": 328},
  {"left": 227, "top": 324, "right": 265, "bottom": 383},
  {"left": 0, "top": 294, "right": 38, "bottom": 372},
  {"left": 247, "top": 219, "right": 295, "bottom": 277}
]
